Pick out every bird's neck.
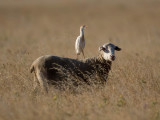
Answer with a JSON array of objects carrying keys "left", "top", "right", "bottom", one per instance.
[{"left": 80, "top": 28, "right": 84, "bottom": 37}]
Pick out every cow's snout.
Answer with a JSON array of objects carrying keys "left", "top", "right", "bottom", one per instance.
[{"left": 110, "top": 55, "right": 115, "bottom": 61}]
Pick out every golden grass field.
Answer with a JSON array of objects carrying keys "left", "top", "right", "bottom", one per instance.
[{"left": 0, "top": 0, "right": 160, "bottom": 120}]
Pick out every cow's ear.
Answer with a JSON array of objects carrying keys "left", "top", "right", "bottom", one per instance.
[{"left": 115, "top": 46, "right": 121, "bottom": 51}]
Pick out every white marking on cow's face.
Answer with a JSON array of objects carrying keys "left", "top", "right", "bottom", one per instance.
[{"left": 99, "top": 43, "right": 121, "bottom": 61}]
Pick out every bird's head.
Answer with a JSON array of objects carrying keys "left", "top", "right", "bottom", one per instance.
[
  {"left": 80, "top": 25, "right": 88, "bottom": 30},
  {"left": 99, "top": 43, "right": 121, "bottom": 61}
]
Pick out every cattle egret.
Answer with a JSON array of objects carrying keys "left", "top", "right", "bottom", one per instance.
[{"left": 75, "top": 25, "right": 87, "bottom": 59}]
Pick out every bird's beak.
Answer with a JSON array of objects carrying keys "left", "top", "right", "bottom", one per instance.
[{"left": 84, "top": 26, "right": 88, "bottom": 29}]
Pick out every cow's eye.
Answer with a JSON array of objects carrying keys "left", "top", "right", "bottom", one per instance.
[{"left": 102, "top": 47, "right": 106, "bottom": 51}]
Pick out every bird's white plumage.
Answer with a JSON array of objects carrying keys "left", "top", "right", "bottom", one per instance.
[
  {"left": 75, "top": 25, "right": 86, "bottom": 59},
  {"left": 75, "top": 36, "right": 85, "bottom": 55}
]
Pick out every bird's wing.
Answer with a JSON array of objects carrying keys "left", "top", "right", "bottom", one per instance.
[
  {"left": 75, "top": 36, "right": 80, "bottom": 48},
  {"left": 75, "top": 36, "right": 81, "bottom": 53}
]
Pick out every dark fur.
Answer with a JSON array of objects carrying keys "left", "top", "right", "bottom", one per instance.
[{"left": 30, "top": 55, "right": 112, "bottom": 86}]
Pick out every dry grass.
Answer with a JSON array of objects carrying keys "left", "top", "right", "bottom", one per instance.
[{"left": 0, "top": 0, "right": 160, "bottom": 120}]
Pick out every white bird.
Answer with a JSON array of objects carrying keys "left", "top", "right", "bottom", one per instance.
[{"left": 75, "top": 25, "right": 87, "bottom": 59}]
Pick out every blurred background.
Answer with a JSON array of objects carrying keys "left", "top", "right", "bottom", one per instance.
[{"left": 1, "top": 0, "right": 160, "bottom": 59}]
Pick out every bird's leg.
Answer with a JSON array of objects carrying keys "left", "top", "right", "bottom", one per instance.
[
  {"left": 76, "top": 54, "right": 79, "bottom": 60},
  {"left": 82, "top": 50, "right": 85, "bottom": 59}
]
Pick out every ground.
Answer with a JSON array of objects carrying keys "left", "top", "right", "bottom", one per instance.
[{"left": 0, "top": 0, "right": 160, "bottom": 120}]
